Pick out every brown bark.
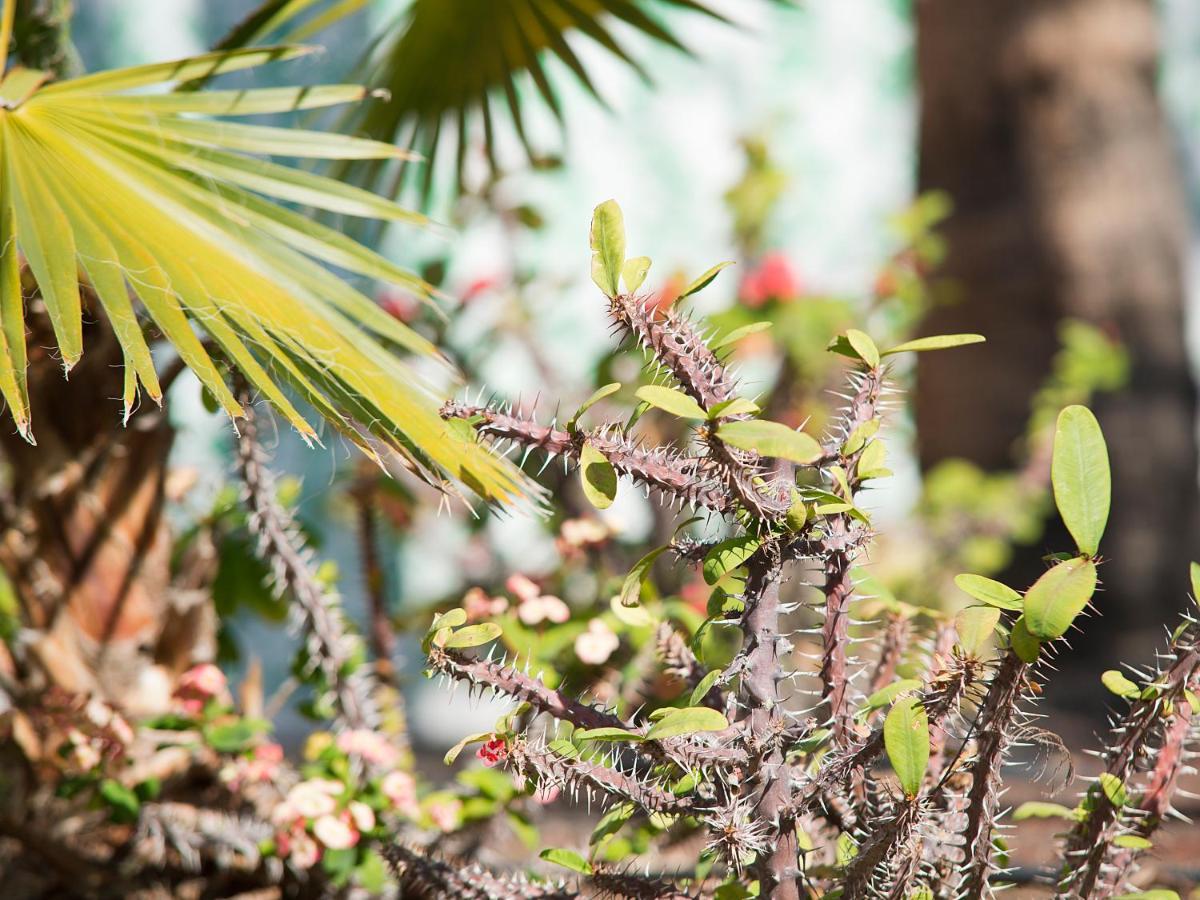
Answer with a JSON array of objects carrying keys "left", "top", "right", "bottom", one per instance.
[
  {"left": 0, "top": 299, "right": 213, "bottom": 715},
  {"left": 915, "top": 0, "right": 1199, "bottom": 639}
]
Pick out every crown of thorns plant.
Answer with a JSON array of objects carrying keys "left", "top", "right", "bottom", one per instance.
[{"left": 389, "top": 201, "right": 1200, "bottom": 900}]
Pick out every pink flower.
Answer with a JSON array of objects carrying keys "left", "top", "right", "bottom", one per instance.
[
  {"left": 271, "top": 799, "right": 301, "bottom": 829},
  {"left": 427, "top": 798, "right": 462, "bottom": 832},
  {"left": 739, "top": 253, "right": 799, "bottom": 308},
  {"left": 174, "top": 663, "right": 228, "bottom": 715},
  {"left": 313, "top": 813, "right": 359, "bottom": 850},
  {"left": 284, "top": 829, "right": 321, "bottom": 868},
  {"left": 286, "top": 779, "right": 343, "bottom": 819},
  {"left": 559, "top": 518, "right": 610, "bottom": 549},
  {"left": 348, "top": 801, "right": 375, "bottom": 832},
  {"left": 378, "top": 287, "right": 420, "bottom": 323},
  {"left": 463, "top": 587, "right": 508, "bottom": 622},
  {"left": 476, "top": 736, "right": 508, "bottom": 768},
  {"left": 574, "top": 620, "right": 620, "bottom": 666},
  {"left": 532, "top": 783, "right": 561, "bottom": 805},
  {"left": 505, "top": 573, "right": 542, "bottom": 603},
  {"left": 461, "top": 276, "right": 500, "bottom": 303},
  {"left": 381, "top": 771, "right": 420, "bottom": 818},
  {"left": 221, "top": 741, "right": 284, "bottom": 790},
  {"left": 517, "top": 594, "right": 570, "bottom": 626},
  {"left": 336, "top": 729, "right": 399, "bottom": 766}
]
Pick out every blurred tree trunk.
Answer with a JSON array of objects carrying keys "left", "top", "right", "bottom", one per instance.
[{"left": 915, "top": 0, "right": 1199, "bottom": 648}]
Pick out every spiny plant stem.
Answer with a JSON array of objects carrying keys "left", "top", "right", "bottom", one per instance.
[
  {"left": 233, "top": 388, "right": 376, "bottom": 732},
  {"left": 740, "top": 549, "right": 800, "bottom": 900},
  {"left": 957, "top": 649, "right": 1028, "bottom": 898}
]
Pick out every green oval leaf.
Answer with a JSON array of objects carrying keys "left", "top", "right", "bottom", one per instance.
[
  {"left": 635, "top": 384, "right": 707, "bottom": 420},
  {"left": 444, "top": 731, "right": 492, "bottom": 765},
  {"left": 1098, "top": 773, "right": 1127, "bottom": 808},
  {"left": 1023, "top": 558, "right": 1098, "bottom": 640},
  {"left": 1101, "top": 669, "right": 1140, "bottom": 699},
  {"left": 1010, "top": 616, "right": 1041, "bottom": 663},
  {"left": 590, "top": 200, "right": 625, "bottom": 299},
  {"left": 540, "top": 847, "right": 593, "bottom": 875},
  {"left": 712, "top": 321, "right": 771, "bottom": 350},
  {"left": 716, "top": 419, "right": 822, "bottom": 465},
  {"left": 1113, "top": 835, "right": 1152, "bottom": 850},
  {"left": 707, "top": 397, "right": 760, "bottom": 420},
  {"left": 567, "top": 382, "right": 621, "bottom": 431},
  {"left": 622, "top": 256, "right": 651, "bottom": 293},
  {"left": 846, "top": 329, "right": 880, "bottom": 369},
  {"left": 574, "top": 727, "right": 644, "bottom": 743},
  {"left": 954, "top": 574, "right": 1023, "bottom": 612},
  {"left": 864, "top": 679, "right": 922, "bottom": 712},
  {"left": 443, "top": 622, "right": 503, "bottom": 649},
  {"left": 580, "top": 442, "right": 618, "bottom": 510},
  {"left": 884, "top": 696, "right": 929, "bottom": 798},
  {"left": 1012, "top": 801, "right": 1079, "bottom": 821},
  {"left": 881, "top": 334, "right": 986, "bottom": 356},
  {"left": 1051, "top": 405, "right": 1110, "bottom": 557},
  {"left": 620, "top": 545, "right": 669, "bottom": 606},
  {"left": 423, "top": 607, "right": 467, "bottom": 651},
  {"left": 646, "top": 706, "right": 729, "bottom": 741},
  {"left": 690, "top": 669, "right": 724, "bottom": 706},
  {"left": 702, "top": 535, "right": 762, "bottom": 585},
  {"left": 680, "top": 261, "right": 734, "bottom": 299},
  {"left": 955, "top": 606, "right": 1002, "bottom": 657},
  {"left": 1113, "top": 892, "right": 1181, "bottom": 900}
]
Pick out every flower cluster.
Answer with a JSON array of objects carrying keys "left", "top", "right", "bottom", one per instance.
[{"left": 507, "top": 573, "right": 570, "bottom": 625}]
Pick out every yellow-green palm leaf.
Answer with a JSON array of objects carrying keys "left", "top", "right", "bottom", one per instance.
[{"left": 0, "top": 45, "right": 535, "bottom": 507}]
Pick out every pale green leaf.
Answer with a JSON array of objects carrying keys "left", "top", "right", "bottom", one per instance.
[
  {"left": 444, "top": 731, "right": 492, "bottom": 765},
  {"left": 590, "top": 199, "right": 625, "bottom": 298},
  {"left": 1010, "top": 616, "right": 1041, "bottom": 663},
  {"left": 1012, "top": 801, "right": 1079, "bottom": 821},
  {"left": 581, "top": 442, "right": 618, "bottom": 510},
  {"left": 620, "top": 545, "right": 669, "bottom": 607},
  {"left": 845, "top": 329, "right": 880, "bottom": 369},
  {"left": 635, "top": 384, "right": 707, "bottom": 420},
  {"left": 1052, "top": 405, "right": 1110, "bottom": 557},
  {"left": 540, "top": 848, "right": 593, "bottom": 875},
  {"left": 954, "top": 574, "right": 1023, "bottom": 611},
  {"left": 1023, "top": 558, "right": 1098, "bottom": 640},
  {"left": 646, "top": 707, "right": 729, "bottom": 741},
  {"left": 881, "top": 334, "right": 986, "bottom": 356},
  {"left": 955, "top": 606, "right": 1002, "bottom": 657},
  {"left": 864, "top": 679, "right": 922, "bottom": 712},
  {"left": 679, "top": 261, "right": 734, "bottom": 299},
  {"left": 574, "top": 727, "right": 643, "bottom": 742},
  {"left": 703, "top": 536, "right": 762, "bottom": 585},
  {"left": 716, "top": 419, "right": 822, "bottom": 464},
  {"left": 690, "top": 669, "right": 723, "bottom": 706},
  {"left": 622, "top": 256, "right": 651, "bottom": 293},
  {"left": 443, "top": 622, "right": 503, "bottom": 649},
  {"left": 567, "top": 382, "right": 621, "bottom": 431},
  {"left": 712, "top": 321, "right": 771, "bottom": 350},
  {"left": 884, "top": 696, "right": 929, "bottom": 798},
  {"left": 1101, "top": 670, "right": 1140, "bottom": 699},
  {"left": 707, "top": 397, "right": 760, "bottom": 420},
  {"left": 1099, "top": 773, "right": 1127, "bottom": 808}
]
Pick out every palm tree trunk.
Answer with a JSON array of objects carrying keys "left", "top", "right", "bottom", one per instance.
[{"left": 0, "top": 302, "right": 213, "bottom": 715}]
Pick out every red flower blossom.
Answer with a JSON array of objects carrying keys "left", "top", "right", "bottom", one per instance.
[
  {"left": 739, "top": 253, "right": 800, "bottom": 308},
  {"left": 476, "top": 736, "right": 508, "bottom": 768}
]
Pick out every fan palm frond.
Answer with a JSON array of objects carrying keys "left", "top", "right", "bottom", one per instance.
[
  {"left": 0, "top": 43, "right": 535, "bottom": 507},
  {"left": 351, "top": 0, "right": 734, "bottom": 197}
]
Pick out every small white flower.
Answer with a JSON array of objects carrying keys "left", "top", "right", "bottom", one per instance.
[
  {"left": 313, "top": 813, "right": 358, "bottom": 850},
  {"left": 574, "top": 619, "right": 619, "bottom": 665}
]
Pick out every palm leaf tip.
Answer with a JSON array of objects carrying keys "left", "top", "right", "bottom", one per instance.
[{"left": 0, "top": 47, "right": 536, "bottom": 506}]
